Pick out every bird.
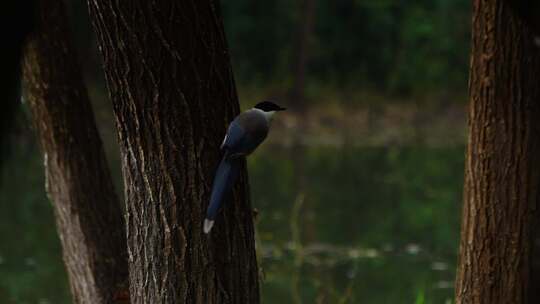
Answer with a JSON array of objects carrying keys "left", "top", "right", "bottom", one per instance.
[{"left": 204, "top": 101, "right": 286, "bottom": 234}]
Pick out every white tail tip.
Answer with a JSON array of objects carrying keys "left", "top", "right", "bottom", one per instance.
[{"left": 203, "top": 219, "right": 215, "bottom": 234}]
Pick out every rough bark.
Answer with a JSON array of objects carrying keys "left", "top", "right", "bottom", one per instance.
[
  {"left": 87, "top": 1, "right": 259, "bottom": 303},
  {"left": 455, "top": 1, "right": 540, "bottom": 303},
  {"left": 22, "top": 1, "right": 128, "bottom": 303}
]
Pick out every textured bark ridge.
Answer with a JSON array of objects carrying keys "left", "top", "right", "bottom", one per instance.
[
  {"left": 87, "top": 0, "right": 260, "bottom": 303},
  {"left": 22, "top": 1, "right": 128, "bottom": 303},
  {"left": 455, "top": 1, "right": 540, "bottom": 303}
]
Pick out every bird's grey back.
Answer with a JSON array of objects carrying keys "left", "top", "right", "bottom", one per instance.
[{"left": 237, "top": 109, "right": 269, "bottom": 141}]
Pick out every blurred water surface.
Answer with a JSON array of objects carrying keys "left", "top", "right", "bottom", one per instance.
[
  {"left": 251, "top": 144, "right": 462, "bottom": 303},
  {"left": 0, "top": 138, "right": 463, "bottom": 303}
]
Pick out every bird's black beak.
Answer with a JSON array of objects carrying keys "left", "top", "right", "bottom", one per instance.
[{"left": 278, "top": 106, "right": 287, "bottom": 111}]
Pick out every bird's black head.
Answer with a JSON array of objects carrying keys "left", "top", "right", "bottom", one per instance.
[{"left": 254, "top": 101, "right": 286, "bottom": 112}]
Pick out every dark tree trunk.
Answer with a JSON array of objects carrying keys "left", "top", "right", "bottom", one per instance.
[
  {"left": 87, "top": 0, "right": 259, "bottom": 303},
  {"left": 507, "top": 1, "right": 540, "bottom": 34},
  {"left": 455, "top": 1, "right": 540, "bottom": 303},
  {"left": 0, "top": 1, "right": 35, "bottom": 168},
  {"left": 22, "top": 1, "right": 128, "bottom": 303}
]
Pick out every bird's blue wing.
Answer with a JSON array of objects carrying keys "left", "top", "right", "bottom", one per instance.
[
  {"left": 221, "top": 119, "right": 251, "bottom": 156},
  {"left": 222, "top": 113, "right": 268, "bottom": 157}
]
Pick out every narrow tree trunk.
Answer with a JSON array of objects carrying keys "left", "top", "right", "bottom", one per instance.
[
  {"left": 87, "top": 1, "right": 259, "bottom": 303},
  {"left": 22, "top": 1, "right": 128, "bottom": 303},
  {"left": 290, "top": 0, "right": 316, "bottom": 109},
  {"left": 454, "top": 1, "right": 540, "bottom": 303}
]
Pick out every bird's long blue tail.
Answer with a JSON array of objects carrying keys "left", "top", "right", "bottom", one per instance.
[{"left": 204, "top": 157, "right": 241, "bottom": 233}]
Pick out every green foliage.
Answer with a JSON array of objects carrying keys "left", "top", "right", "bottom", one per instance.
[
  {"left": 415, "top": 289, "right": 426, "bottom": 304},
  {"left": 222, "top": 0, "right": 471, "bottom": 98},
  {"left": 221, "top": 0, "right": 296, "bottom": 83}
]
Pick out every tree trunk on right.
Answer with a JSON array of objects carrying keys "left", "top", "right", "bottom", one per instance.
[{"left": 455, "top": 1, "right": 540, "bottom": 303}]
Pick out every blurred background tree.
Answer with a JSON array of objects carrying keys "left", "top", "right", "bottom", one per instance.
[{"left": 22, "top": 0, "right": 128, "bottom": 302}]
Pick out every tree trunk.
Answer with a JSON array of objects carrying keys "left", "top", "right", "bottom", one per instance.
[
  {"left": 507, "top": 1, "right": 540, "bottom": 35},
  {"left": 290, "top": 0, "right": 316, "bottom": 110},
  {"left": 0, "top": 1, "right": 35, "bottom": 168},
  {"left": 454, "top": 1, "right": 540, "bottom": 303},
  {"left": 22, "top": 1, "right": 128, "bottom": 303},
  {"left": 87, "top": 1, "right": 259, "bottom": 303}
]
